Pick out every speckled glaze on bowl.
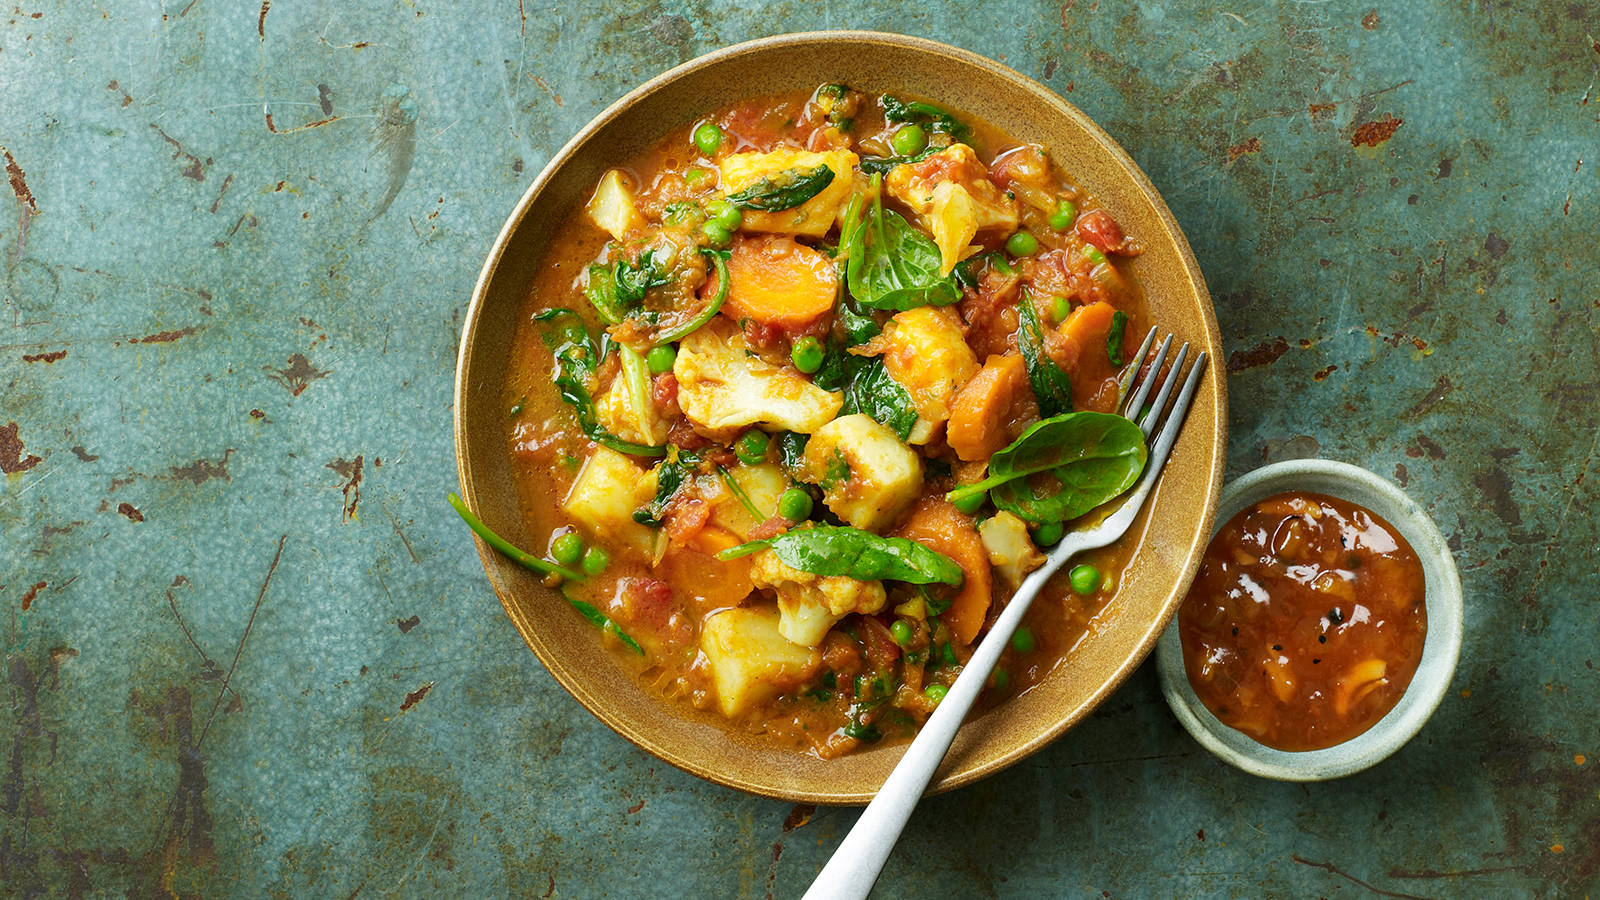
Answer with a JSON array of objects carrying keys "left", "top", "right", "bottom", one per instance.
[
  {"left": 1157, "top": 458, "right": 1464, "bottom": 781},
  {"left": 455, "top": 31, "right": 1226, "bottom": 804}
]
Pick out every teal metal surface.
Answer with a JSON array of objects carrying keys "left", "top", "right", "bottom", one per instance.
[{"left": 3, "top": 2, "right": 1596, "bottom": 897}]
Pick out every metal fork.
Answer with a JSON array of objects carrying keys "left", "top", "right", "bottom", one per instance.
[{"left": 802, "top": 328, "right": 1207, "bottom": 900}]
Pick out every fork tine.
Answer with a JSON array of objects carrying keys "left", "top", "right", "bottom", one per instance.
[
  {"left": 1123, "top": 332, "right": 1172, "bottom": 421},
  {"left": 1146, "top": 350, "right": 1207, "bottom": 465},
  {"left": 1138, "top": 342, "right": 1189, "bottom": 438}
]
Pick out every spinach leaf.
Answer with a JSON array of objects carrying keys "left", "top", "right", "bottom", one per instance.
[
  {"left": 857, "top": 146, "right": 937, "bottom": 175},
  {"left": 584, "top": 247, "right": 675, "bottom": 324},
  {"left": 1017, "top": 294, "right": 1074, "bottom": 418},
  {"left": 1106, "top": 310, "right": 1130, "bottom": 366},
  {"left": 727, "top": 165, "right": 836, "bottom": 211},
  {"left": 563, "top": 592, "right": 645, "bottom": 655},
  {"left": 881, "top": 95, "right": 972, "bottom": 142},
  {"left": 653, "top": 249, "right": 729, "bottom": 345},
  {"left": 776, "top": 432, "right": 810, "bottom": 472},
  {"left": 719, "top": 525, "right": 965, "bottom": 587},
  {"left": 946, "top": 412, "right": 1147, "bottom": 524},
  {"left": 841, "top": 358, "right": 917, "bottom": 441},
  {"left": 846, "top": 183, "right": 960, "bottom": 311},
  {"left": 536, "top": 308, "right": 666, "bottom": 458},
  {"left": 632, "top": 447, "right": 701, "bottom": 527}
]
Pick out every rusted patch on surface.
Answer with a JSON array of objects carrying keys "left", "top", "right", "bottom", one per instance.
[
  {"left": 258, "top": 0, "right": 270, "bottom": 37},
  {"left": 20, "top": 349, "right": 65, "bottom": 363},
  {"left": 626, "top": 799, "right": 645, "bottom": 814},
  {"left": 1226, "top": 136, "right": 1261, "bottom": 161},
  {"left": 150, "top": 124, "right": 211, "bottom": 182},
  {"left": 118, "top": 502, "right": 145, "bottom": 522},
  {"left": 1312, "top": 364, "right": 1337, "bottom": 381},
  {"left": 265, "top": 353, "right": 329, "bottom": 396},
  {"left": 400, "top": 682, "right": 434, "bottom": 711},
  {"left": 1226, "top": 337, "right": 1289, "bottom": 372},
  {"left": 1406, "top": 434, "right": 1446, "bottom": 460},
  {"left": 20, "top": 581, "right": 47, "bottom": 611},
  {"left": 781, "top": 803, "right": 815, "bottom": 832},
  {"left": 1, "top": 422, "right": 43, "bottom": 474},
  {"left": 2, "top": 144, "right": 38, "bottom": 212},
  {"left": 129, "top": 326, "right": 198, "bottom": 344},
  {"left": 396, "top": 615, "right": 420, "bottom": 634},
  {"left": 1361, "top": 10, "right": 1379, "bottom": 29},
  {"left": 1350, "top": 113, "right": 1402, "bottom": 147},
  {"left": 1308, "top": 102, "right": 1336, "bottom": 120},
  {"left": 170, "top": 449, "right": 234, "bottom": 485},
  {"left": 1394, "top": 463, "right": 1410, "bottom": 486},
  {"left": 1405, "top": 375, "right": 1453, "bottom": 418},
  {"left": 71, "top": 446, "right": 97, "bottom": 462},
  {"left": 1474, "top": 464, "right": 1522, "bottom": 527},
  {"left": 327, "top": 455, "right": 363, "bottom": 521},
  {"left": 1293, "top": 854, "right": 1430, "bottom": 898},
  {"left": 1485, "top": 232, "right": 1510, "bottom": 259}
]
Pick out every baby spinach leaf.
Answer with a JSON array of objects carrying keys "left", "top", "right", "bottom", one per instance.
[
  {"left": 881, "top": 95, "right": 972, "bottom": 142},
  {"left": 846, "top": 184, "right": 961, "bottom": 311},
  {"left": 1106, "top": 310, "right": 1130, "bottom": 366},
  {"left": 1017, "top": 294, "right": 1074, "bottom": 418},
  {"left": 727, "top": 165, "right": 836, "bottom": 211},
  {"left": 584, "top": 247, "right": 675, "bottom": 324},
  {"left": 776, "top": 432, "right": 810, "bottom": 473},
  {"left": 857, "top": 146, "right": 937, "bottom": 175},
  {"left": 719, "top": 525, "right": 965, "bottom": 587},
  {"left": 841, "top": 358, "right": 917, "bottom": 441},
  {"left": 946, "top": 412, "right": 1146, "bottom": 524},
  {"left": 633, "top": 447, "right": 701, "bottom": 527},
  {"left": 536, "top": 308, "right": 666, "bottom": 458}
]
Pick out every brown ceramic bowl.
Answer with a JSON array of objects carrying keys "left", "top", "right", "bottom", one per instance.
[{"left": 454, "top": 31, "right": 1227, "bottom": 804}]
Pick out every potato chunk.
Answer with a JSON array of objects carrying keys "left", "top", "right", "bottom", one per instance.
[
  {"left": 718, "top": 148, "right": 859, "bottom": 237},
  {"left": 673, "top": 318, "right": 843, "bottom": 440},
  {"left": 707, "top": 463, "right": 789, "bottom": 540},
  {"left": 585, "top": 169, "right": 646, "bottom": 241},
  {"left": 748, "top": 549, "right": 888, "bottom": 647},
  {"left": 700, "top": 605, "right": 822, "bottom": 718},
  {"left": 862, "top": 307, "right": 979, "bottom": 444},
  {"left": 886, "top": 144, "right": 1019, "bottom": 275},
  {"left": 559, "top": 446, "right": 659, "bottom": 557},
  {"left": 978, "top": 511, "right": 1046, "bottom": 590},
  {"left": 594, "top": 358, "right": 667, "bottom": 446},
  {"left": 798, "top": 414, "right": 923, "bottom": 531}
]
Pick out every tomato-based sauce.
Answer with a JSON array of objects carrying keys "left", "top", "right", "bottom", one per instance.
[{"left": 1178, "top": 491, "right": 1426, "bottom": 751}]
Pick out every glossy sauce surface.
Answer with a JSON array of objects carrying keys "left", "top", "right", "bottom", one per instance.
[{"left": 1178, "top": 491, "right": 1426, "bottom": 751}]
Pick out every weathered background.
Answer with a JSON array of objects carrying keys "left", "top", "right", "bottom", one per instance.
[{"left": 2, "top": 1, "right": 1596, "bottom": 897}]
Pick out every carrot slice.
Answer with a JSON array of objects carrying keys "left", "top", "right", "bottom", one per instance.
[
  {"left": 895, "top": 497, "right": 993, "bottom": 646},
  {"left": 722, "top": 235, "right": 838, "bottom": 327},
  {"left": 1058, "top": 300, "right": 1118, "bottom": 356},
  {"left": 946, "top": 354, "right": 1027, "bottom": 462},
  {"left": 660, "top": 539, "right": 752, "bottom": 614}
]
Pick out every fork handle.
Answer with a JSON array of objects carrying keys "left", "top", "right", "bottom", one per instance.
[{"left": 799, "top": 550, "right": 1072, "bottom": 900}]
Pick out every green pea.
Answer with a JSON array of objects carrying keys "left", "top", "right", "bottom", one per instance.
[
  {"left": 1010, "top": 627, "right": 1036, "bottom": 654},
  {"left": 924, "top": 683, "right": 948, "bottom": 703},
  {"left": 1006, "top": 231, "right": 1039, "bottom": 257},
  {"left": 684, "top": 168, "right": 713, "bottom": 189},
  {"left": 551, "top": 532, "right": 584, "bottom": 566},
  {"left": 646, "top": 344, "right": 677, "bottom": 374},
  {"left": 891, "top": 123, "right": 927, "bottom": 156},
  {"left": 693, "top": 121, "right": 723, "bottom": 156},
  {"left": 777, "top": 487, "right": 813, "bottom": 521},
  {"left": 735, "top": 429, "right": 770, "bottom": 465},
  {"left": 1033, "top": 520, "right": 1064, "bottom": 546},
  {"left": 1069, "top": 563, "right": 1101, "bottom": 595},
  {"left": 951, "top": 489, "right": 986, "bottom": 515},
  {"left": 581, "top": 546, "right": 611, "bottom": 576},
  {"left": 791, "top": 336, "right": 825, "bottom": 374},
  {"left": 702, "top": 221, "right": 731, "bottom": 247},
  {"left": 989, "top": 669, "right": 1010, "bottom": 692},
  {"left": 890, "top": 620, "right": 912, "bottom": 646},
  {"left": 1051, "top": 295, "right": 1071, "bottom": 324},
  {"left": 1048, "top": 199, "right": 1077, "bottom": 231},
  {"left": 707, "top": 198, "right": 742, "bottom": 231}
]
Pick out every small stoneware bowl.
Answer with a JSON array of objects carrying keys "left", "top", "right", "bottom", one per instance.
[
  {"left": 1156, "top": 458, "right": 1464, "bottom": 781},
  {"left": 456, "top": 31, "right": 1228, "bottom": 803}
]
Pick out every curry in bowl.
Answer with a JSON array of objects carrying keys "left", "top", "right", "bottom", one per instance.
[{"left": 476, "top": 84, "right": 1160, "bottom": 759}]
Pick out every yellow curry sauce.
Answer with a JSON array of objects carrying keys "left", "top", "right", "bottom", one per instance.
[{"left": 502, "top": 86, "right": 1152, "bottom": 758}]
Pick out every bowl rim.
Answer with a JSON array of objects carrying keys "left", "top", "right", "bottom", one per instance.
[
  {"left": 1156, "top": 458, "right": 1465, "bottom": 781},
  {"left": 455, "top": 29, "right": 1228, "bottom": 802}
]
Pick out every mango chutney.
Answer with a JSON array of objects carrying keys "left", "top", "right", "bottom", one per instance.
[{"left": 1177, "top": 491, "right": 1427, "bottom": 751}]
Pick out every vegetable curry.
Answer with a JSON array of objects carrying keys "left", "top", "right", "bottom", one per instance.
[{"left": 492, "top": 86, "right": 1156, "bottom": 758}]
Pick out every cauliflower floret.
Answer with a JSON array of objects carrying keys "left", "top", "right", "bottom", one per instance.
[
  {"left": 586, "top": 169, "right": 646, "bottom": 241},
  {"left": 700, "top": 605, "right": 822, "bottom": 718},
  {"left": 886, "top": 144, "right": 1019, "bottom": 275},
  {"left": 860, "top": 307, "right": 979, "bottom": 444},
  {"left": 977, "top": 511, "right": 1046, "bottom": 590},
  {"left": 560, "top": 446, "right": 660, "bottom": 558},
  {"left": 673, "top": 318, "right": 842, "bottom": 440},
  {"left": 749, "top": 550, "right": 888, "bottom": 647},
  {"left": 798, "top": 414, "right": 923, "bottom": 531},
  {"left": 594, "top": 354, "right": 667, "bottom": 445},
  {"left": 718, "top": 148, "right": 859, "bottom": 237}
]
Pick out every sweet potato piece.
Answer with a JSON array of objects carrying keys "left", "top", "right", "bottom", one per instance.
[
  {"left": 946, "top": 354, "right": 1027, "bottom": 462},
  {"left": 894, "top": 497, "right": 993, "bottom": 646},
  {"left": 1057, "top": 300, "right": 1117, "bottom": 355},
  {"left": 723, "top": 235, "right": 838, "bottom": 328}
]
